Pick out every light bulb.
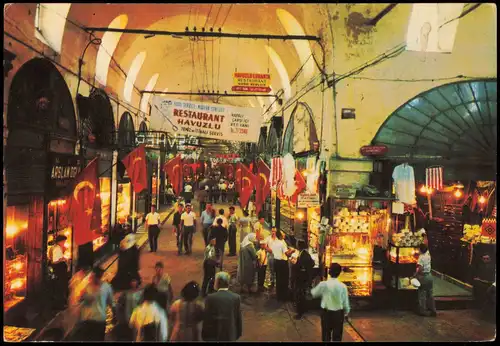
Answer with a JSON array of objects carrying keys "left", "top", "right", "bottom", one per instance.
[
  {"left": 454, "top": 190, "right": 463, "bottom": 198},
  {"left": 420, "top": 185, "right": 427, "bottom": 194},
  {"left": 479, "top": 196, "right": 486, "bottom": 204}
]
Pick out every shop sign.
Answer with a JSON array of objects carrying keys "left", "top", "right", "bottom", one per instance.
[
  {"left": 151, "top": 175, "right": 158, "bottom": 207},
  {"left": 135, "top": 131, "right": 168, "bottom": 149},
  {"left": 360, "top": 145, "right": 388, "bottom": 156},
  {"left": 297, "top": 193, "right": 320, "bottom": 208},
  {"left": 47, "top": 153, "right": 83, "bottom": 198},
  {"left": 151, "top": 97, "right": 262, "bottom": 143},
  {"left": 232, "top": 72, "right": 271, "bottom": 93}
]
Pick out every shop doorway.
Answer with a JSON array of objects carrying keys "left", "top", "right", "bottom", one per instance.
[{"left": 5, "top": 57, "right": 77, "bottom": 310}]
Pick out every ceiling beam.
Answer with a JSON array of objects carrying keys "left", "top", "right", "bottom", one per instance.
[
  {"left": 83, "top": 27, "right": 321, "bottom": 41},
  {"left": 143, "top": 91, "right": 279, "bottom": 98},
  {"left": 364, "top": 4, "right": 398, "bottom": 26}
]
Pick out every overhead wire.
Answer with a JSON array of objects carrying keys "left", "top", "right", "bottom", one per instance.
[
  {"left": 220, "top": 4, "right": 234, "bottom": 29},
  {"left": 217, "top": 37, "right": 222, "bottom": 92},
  {"left": 211, "top": 4, "right": 223, "bottom": 28},
  {"left": 203, "top": 4, "right": 214, "bottom": 29},
  {"left": 347, "top": 75, "right": 477, "bottom": 82}
]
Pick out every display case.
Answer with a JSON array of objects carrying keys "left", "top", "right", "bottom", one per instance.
[
  {"left": 386, "top": 243, "right": 420, "bottom": 290},
  {"left": 46, "top": 198, "right": 73, "bottom": 274},
  {"left": 307, "top": 207, "right": 321, "bottom": 268},
  {"left": 324, "top": 197, "right": 393, "bottom": 296}
]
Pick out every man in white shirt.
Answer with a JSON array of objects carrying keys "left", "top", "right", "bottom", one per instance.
[
  {"left": 129, "top": 285, "right": 168, "bottom": 341},
  {"left": 213, "top": 208, "right": 228, "bottom": 229},
  {"left": 413, "top": 243, "right": 437, "bottom": 317},
  {"left": 311, "top": 263, "right": 351, "bottom": 342},
  {"left": 265, "top": 228, "right": 293, "bottom": 301},
  {"left": 50, "top": 235, "right": 69, "bottom": 309},
  {"left": 181, "top": 203, "right": 197, "bottom": 255},
  {"left": 145, "top": 205, "right": 162, "bottom": 252}
]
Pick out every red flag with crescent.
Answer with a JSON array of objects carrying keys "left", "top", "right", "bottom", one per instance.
[
  {"left": 256, "top": 159, "right": 271, "bottom": 214},
  {"left": 290, "top": 169, "right": 307, "bottom": 205},
  {"left": 235, "top": 163, "right": 243, "bottom": 193},
  {"left": 122, "top": 145, "right": 148, "bottom": 193},
  {"left": 239, "top": 163, "right": 256, "bottom": 208},
  {"left": 163, "top": 155, "right": 183, "bottom": 195},
  {"left": 69, "top": 157, "right": 101, "bottom": 246}
]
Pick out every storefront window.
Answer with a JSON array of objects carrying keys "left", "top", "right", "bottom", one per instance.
[
  {"left": 46, "top": 198, "right": 73, "bottom": 271},
  {"left": 4, "top": 205, "right": 29, "bottom": 311},
  {"left": 117, "top": 182, "right": 131, "bottom": 224},
  {"left": 93, "top": 178, "right": 111, "bottom": 251}
]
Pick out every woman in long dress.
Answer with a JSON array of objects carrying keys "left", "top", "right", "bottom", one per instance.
[
  {"left": 237, "top": 233, "right": 257, "bottom": 294},
  {"left": 111, "top": 233, "right": 141, "bottom": 291},
  {"left": 238, "top": 210, "right": 252, "bottom": 244},
  {"left": 169, "top": 281, "right": 204, "bottom": 342}
]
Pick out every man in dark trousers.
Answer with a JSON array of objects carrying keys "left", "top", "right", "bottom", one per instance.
[
  {"left": 227, "top": 206, "right": 238, "bottom": 256},
  {"left": 172, "top": 203, "right": 184, "bottom": 255},
  {"left": 292, "top": 239, "right": 315, "bottom": 319},
  {"left": 202, "top": 272, "right": 242, "bottom": 342},
  {"left": 208, "top": 218, "right": 228, "bottom": 270},
  {"left": 311, "top": 263, "right": 350, "bottom": 342},
  {"left": 201, "top": 237, "right": 218, "bottom": 297},
  {"left": 145, "top": 205, "right": 161, "bottom": 252}
]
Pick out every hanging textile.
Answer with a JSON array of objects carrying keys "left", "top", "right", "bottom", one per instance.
[
  {"left": 392, "top": 163, "right": 416, "bottom": 205},
  {"left": 426, "top": 166, "right": 443, "bottom": 190},
  {"left": 282, "top": 153, "right": 296, "bottom": 197},
  {"left": 270, "top": 156, "right": 283, "bottom": 190}
]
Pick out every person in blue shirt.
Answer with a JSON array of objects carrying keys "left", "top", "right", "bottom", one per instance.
[{"left": 201, "top": 203, "right": 216, "bottom": 246}]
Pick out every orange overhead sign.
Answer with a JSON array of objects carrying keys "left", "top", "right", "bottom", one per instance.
[{"left": 232, "top": 72, "right": 271, "bottom": 93}]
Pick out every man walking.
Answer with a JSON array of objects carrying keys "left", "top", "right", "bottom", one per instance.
[
  {"left": 311, "top": 263, "right": 350, "bottom": 342},
  {"left": 202, "top": 237, "right": 218, "bottom": 297},
  {"left": 181, "top": 203, "right": 196, "bottom": 255},
  {"left": 213, "top": 208, "right": 228, "bottom": 229},
  {"left": 209, "top": 218, "right": 228, "bottom": 270},
  {"left": 413, "top": 243, "right": 437, "bottom": 317},
  {"left": 227, "top": 206, "right": 239, "bottom": 256},
  {"left": 202, "top": 272, "right": 242, "bottom": 342},
  {"left": 172, "top": 204, "right": 184, "bottom": 255},
  {"left": 145, "top": 205, "right": 161, "bottom": 252},
  {"left": 292, "top": 240, "right": 315, "bottom": 319},
  {"left": 198, "top": 185, "right": 209, "bottom": 214},
  {"left": 201, "top": 203, "right": 215, "bottom": 246}
]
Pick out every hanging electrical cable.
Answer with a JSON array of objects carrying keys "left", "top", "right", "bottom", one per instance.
[
  {"left": 203, "top": 36, "right": 210, "bottom": 92},
  {"left": 187, "top": 4, "right": 192, "bottom": 28},
  {"left": 203, "top": 4, "right": 214, "bottom": 29},
  {"left": 211, "top": 4, "right": 223, "bottom": 29},
  {"left": 211, "top": 39, "right": 215, "bottom": 92},
  {"left": 217, "top": 37, "right": 222, "bottom": 93},
  {"left": 220, "top": 4, "right": 233, "bottom": 30}
]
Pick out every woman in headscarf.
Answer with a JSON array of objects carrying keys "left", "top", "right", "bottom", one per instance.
[
  {"left": 238, "top": 210, "right": 252, "bottom": 244},
  {"left": 237, "top": 233, "right": 258, "bottom": 294},
  {"left": 114, "top": 277, "right": 144, "bottom": 341},
  {"left": 111, "top": 233, "right": 142, "bottom": 291},
  {"left": 169, "top": 281, "right": 204, "bottom": 342}
]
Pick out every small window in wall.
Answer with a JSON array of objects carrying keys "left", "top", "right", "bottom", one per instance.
[
  {"left": 276, "top": 9, "right": 315, "bottom": 79},
  {"left": 34, "top": 3, "right": 71, "bottom": 54},
  {"left": 95, "top": 14, "right": 128, "bottom": 86},
  {"left": 124, "top": 52, "right": 147, "bottom": 103},
  {"left": 140, "top": 73, "right": 159, "bottom": 113},
  {"left": 265, "top": 45, "right": 292, "bottom": 101}
]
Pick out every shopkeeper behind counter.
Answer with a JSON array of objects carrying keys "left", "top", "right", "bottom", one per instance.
[{"left": 50, "top": 234, "right": 69, "bottom": 309}]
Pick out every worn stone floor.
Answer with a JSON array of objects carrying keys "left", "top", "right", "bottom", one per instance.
[{"left": 36, "top": 200, "right": 496, "bottom": 342}]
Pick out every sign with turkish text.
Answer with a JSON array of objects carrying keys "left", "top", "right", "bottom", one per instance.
[
  {"left": 135, "top": 131, "right": 168, "bottom": 149},
  {"left": 297, "top": 192, "right": 320, "bottom": 208},
  {"left": 151, "top": 97, "right": 262, "bottom": 142},
  {"left": 360, "top": 145, "right": 389, "bottom": 156},
  {"left": 232, "top": 72, "right": 271, "bottom": 94},
  {"left": 47, "top": 153, "right": 83, "bottom": 199}
]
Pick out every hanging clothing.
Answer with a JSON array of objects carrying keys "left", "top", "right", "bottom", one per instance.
[
  {"left": 392, "top": 163, "right": 416, "bottom": 205},
  {"left": 425, "top": 166, "right": 443, "bottom": 191}
]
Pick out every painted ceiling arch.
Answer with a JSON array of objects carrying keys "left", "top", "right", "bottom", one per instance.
[{"left": 372, "top": 79, "right": 497, "bottom": 164}]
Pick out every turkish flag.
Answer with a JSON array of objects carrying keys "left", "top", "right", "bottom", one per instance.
[
  {"left": 235, "top": 163, "right": 243, "bottom": 193},
  {"left": 69, "top": 158, "right": 101, "bottom": 246},
  {"left": 163, "top": 155, "right": 183, "bottom": 195},
  {"left": 290, "top": 169, "right": 307, "bottom": 205},
  {"left": 239, "top": 163, "right": 256, "bottom": 209},
  {"left": 122, "top": 145, "right": 148, "bottom": 193},
  {"left": 256, "top": 159, "right": 271, "bottom": 214}
]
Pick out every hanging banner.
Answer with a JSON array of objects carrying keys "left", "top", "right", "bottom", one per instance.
[
  {"left": 151, "top": 97, "right": 262, "bottom": 142},
  {"left": 232, "top": 72, "right": 272, "bottom": 93},
  {"left": 297, "top": 193, "right": 320, "bottom": 208}
]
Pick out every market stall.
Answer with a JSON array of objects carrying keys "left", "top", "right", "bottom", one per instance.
[{"left": 324, "top": 196, "right": 393, "bottom": 297}]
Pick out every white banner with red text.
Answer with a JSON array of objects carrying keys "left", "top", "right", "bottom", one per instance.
[{"left": 151, "top": 96, "right": 262, "bottom": 143}]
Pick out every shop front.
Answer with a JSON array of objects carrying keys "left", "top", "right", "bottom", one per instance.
[
  {"left": 77, "top": 88, "right": 116, "bottom": 261},
  {"left": 370, "top": 79, "right": 497, "bottom": 307},
  {"left": 4, "top": 58, "right": 78, "bottom": 313}
]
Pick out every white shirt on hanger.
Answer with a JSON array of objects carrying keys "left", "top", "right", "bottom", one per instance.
[{"left": 392, "top": 163, "right": 416, "bottom": 205}]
